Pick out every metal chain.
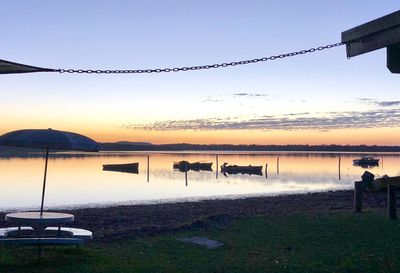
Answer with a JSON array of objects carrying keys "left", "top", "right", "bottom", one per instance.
[{"left": 57, "top": 42, "right": 343, "bottom": 74}]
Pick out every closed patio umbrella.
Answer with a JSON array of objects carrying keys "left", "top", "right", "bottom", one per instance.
[
  {"left": 0, "top": 128, "right": 100, "bottom": 215},
  {"left": 0, "top": 58, "right": 56, "bottom": 74}
]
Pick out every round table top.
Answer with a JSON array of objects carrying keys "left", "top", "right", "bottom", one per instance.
[{"left": 5, "top": 212, "right": 74, "bottom": 226}]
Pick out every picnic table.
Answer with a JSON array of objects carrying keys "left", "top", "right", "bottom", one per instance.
[
  {"left": 6, "top": 212, "right": 74, "bottom": 227},
  {"left": 0, "top": 211, "right": 92, "bottom": 246}
]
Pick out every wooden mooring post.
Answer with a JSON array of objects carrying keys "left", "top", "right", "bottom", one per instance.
[
  {"left": 388, "top": 185, "right": 397, "bottom": 220},
  {"left": 265, "top": 163, "right": 268, "bottom": 179},
  {"left": 216, "top": 154, "right": 219, "bottom": 179},
  {"left": 276, "top": 157, "right": 279, "bottom": 175},
  {"left": 147, "top": 155, "right": 150, "bottom": 182},
  {"left": 354, "top": 181, "right": 363, "bottom": 213}
]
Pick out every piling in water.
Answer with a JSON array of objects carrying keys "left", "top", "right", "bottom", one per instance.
[
  {"left": 277, "top": 157, "right": 279, "bottom": 175},
  {"left": 147, "top": 155, "right": 150, "bottom": 182}
]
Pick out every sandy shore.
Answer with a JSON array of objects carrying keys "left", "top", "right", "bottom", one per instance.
[{"left": 0, "top": 190, "right": 389, "bottom": 242}]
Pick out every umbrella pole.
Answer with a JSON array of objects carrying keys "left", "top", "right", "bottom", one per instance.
[{"left": 40, "top": 147, "right": 49, "bottom": 216}]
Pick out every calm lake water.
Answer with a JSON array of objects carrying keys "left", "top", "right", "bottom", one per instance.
[{"left": 0, "top": 151, "right": 399, "bottom": 211}]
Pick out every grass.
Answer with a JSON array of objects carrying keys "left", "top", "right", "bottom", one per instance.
[{"left": 1, "top": 210, "right": 400, "bottom": 273}]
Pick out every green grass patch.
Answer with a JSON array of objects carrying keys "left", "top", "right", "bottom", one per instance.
[{"left": 1, "top": 210, "right": 399, "bottom": 273}]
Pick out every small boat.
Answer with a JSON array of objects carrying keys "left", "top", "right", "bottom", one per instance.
[
  {"left": 353, "top": 157, "right": 379, "bottom": 166},
  {"left": 220, "top": 162, "right": 263, "bottom": 175},
  {"left": 103, "top": 162, "right": 139, "bottom": 174},
  {"left": 173, "top": 161, "right": 213, "bottom": 172},
  {"left": 173, "top": 161, "right": 190, "bottom": 171}
]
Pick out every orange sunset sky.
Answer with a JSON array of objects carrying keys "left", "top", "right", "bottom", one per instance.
[{"left": 1, "top": 2, "right": 399, "bottom": 146}]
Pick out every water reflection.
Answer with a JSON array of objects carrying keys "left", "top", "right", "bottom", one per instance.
[{"left": 0, "top": 152, "right": 399, "bottom": 210}]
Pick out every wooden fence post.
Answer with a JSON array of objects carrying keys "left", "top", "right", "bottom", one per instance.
[
  {"left": 388, "top": 185, "right": 397, "bottom": 220},
  {"left": 354, "top": 181, "right": 363, "bottom": 213}
]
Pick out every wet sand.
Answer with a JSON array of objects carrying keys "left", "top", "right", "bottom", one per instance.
[{"left": 0, "top": 190, "right": 389, "bottom": 242}]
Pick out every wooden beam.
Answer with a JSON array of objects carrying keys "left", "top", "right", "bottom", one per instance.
[
  {"left": 387, "top": 42, "right": 400, "bottom": 73},
  {"left": 342, "top": 10, "right": 400, "bottom": 57}
]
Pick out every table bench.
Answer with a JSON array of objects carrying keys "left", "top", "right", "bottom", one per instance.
[
  {"left": 45, "top": 227, "right": 93, "bottom": 240},
  {"left": 0, "top": 227, "right": 33, "bottom": 238},
  {"left": 0, "top": 237, "right": 83, "bottom": 246}
]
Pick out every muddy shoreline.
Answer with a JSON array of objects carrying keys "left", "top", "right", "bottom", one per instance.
[{"left": 0, "top": 190, "right": 390, "bottom": 242}]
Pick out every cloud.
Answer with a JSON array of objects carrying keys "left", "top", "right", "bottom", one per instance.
[
  {"left": 202, "top": 92, "right": 270, "bottom": 103},
  {"left": 123, "top": 108, "right": 400, "bottom": 131},
  {"left": 376, "top": 101, "right": 400, "bottom": 107},
  {"left": 356, "top": 98, "right": 375, "bottom": 102},
  {"left": 283, "top": 112, "right": 310, "bottom": 116},
  {"left": 356, "top": 98, "right": 400, "bottom": 107},
  {"left": 201, "top": 97, "right": 224, "bottom": 103},
  {"left": 233, "top": 92, "right": 269, "bottom": 97}
]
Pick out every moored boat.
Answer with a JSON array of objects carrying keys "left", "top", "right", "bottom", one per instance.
[
  {"left": 220, "top": 162, "right": 263, "bottom": 175},
  {"left": 173, "top": 161, "right": 213, "bottom": 172},
  {"left": 353, "top": 157, "right": 379, "bottom": 166},
  {"left": 103, "top": 162, "right": 139, "bottom": 174}
]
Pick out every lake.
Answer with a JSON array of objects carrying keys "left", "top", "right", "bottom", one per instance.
[{"left": 0, "top": 152, "right": 398, "bottom": 211}]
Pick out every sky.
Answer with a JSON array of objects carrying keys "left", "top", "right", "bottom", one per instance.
[{"left": 0, "top": 1, "right": 399, "bottom": 145}]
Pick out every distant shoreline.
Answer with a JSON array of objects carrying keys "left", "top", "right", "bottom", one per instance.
[
  {"left": 100, "top": 143, "right": 400, "bottom": 153},
  {"left": 2, "top": 143, "right": 400, "bottom": 155},
  {"left": 1, "top": 150, "right": 400, "bottom": 158},
  {"left": 1, "top": 149, "right": 400, "bottom": 159}
]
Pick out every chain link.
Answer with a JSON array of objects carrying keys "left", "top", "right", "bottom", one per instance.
[{"left": 58, "top": 42, "right": 343, "bottom": 74}]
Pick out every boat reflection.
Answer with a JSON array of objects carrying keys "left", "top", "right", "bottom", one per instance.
[
  {"left": 103, "top": 168, "right": 139, "bottom": 174},
  {"left": 222, "top": 170, "right": 263, "bottom": 177},
  {"left": 353, "top": 163, "right": 380, "bottom": 169}
]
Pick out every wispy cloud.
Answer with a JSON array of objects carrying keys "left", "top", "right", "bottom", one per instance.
[
  {"left": 356, "top": 98, "right": 375, "bottom": 103},
  {"left": 377, "top": 101, "right": 400, "bottom": 107},
  {"left": 201, "top": 92, "right": 270, "bottom": 103},
  {"left": 201, "top": 96, "right": 224, "bottom": 103},
  {"left": 283, "top": 112, "right": 310, "bottom": 116},
  {"left": 233, "top": 92, "right": 269, "bottom": 97},
  {"left": 356, "top": 98, "right": 400, "bottom": 107},
  {"left": 123, "top": 108, "right": 400, "bottom": 131}
]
